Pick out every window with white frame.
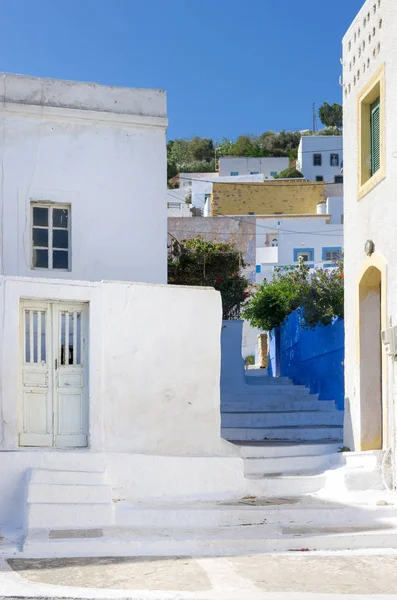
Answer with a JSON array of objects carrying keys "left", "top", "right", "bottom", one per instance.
[
  {"left": 330, "top": 153, "right": 339, "bottom": 167},
  {"left": 32, "top": 203, "right": 70, "bottom": 270},
  {"left": 313, "top": 154, "right": 322, "bottom": 166}
]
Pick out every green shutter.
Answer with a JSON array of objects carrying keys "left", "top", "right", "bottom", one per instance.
[{"left": 371, "top": 97, "right": 380, "bottom": 176}]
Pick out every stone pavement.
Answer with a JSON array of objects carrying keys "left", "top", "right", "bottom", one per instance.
[{"left": 1, "top": 552, "right": 397, "bottom": 599}]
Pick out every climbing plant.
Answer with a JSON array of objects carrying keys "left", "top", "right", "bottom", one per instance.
[{"left": 168, "top": 237, "right": 251, "bottom": 319}]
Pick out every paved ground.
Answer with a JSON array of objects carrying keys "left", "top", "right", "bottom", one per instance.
[{"left": 2, "top": 553, "right": 397, "bottom": 599}]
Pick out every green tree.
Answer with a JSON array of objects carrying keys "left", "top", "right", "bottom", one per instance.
[
  {"left": 168, "top": 237, "right": 250, "bottom": 319},
  {"left": 188, "top": 137, "right": 214, "bottom": 162},
  {"left": 243, "top": 258, "right": 344, "bottom": 331},
  {"left": 318, "top": 102, "right": 343, "bottom": 129},
  {"left": 275, "top": 167, "right": 304, "bottom": 179}
]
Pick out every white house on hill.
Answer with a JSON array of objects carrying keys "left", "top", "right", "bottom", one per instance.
[{"left": 296, "top": 136, "right": 344, "bottom": 184}]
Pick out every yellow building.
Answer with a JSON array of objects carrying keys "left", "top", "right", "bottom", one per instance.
[{"left": 210, "top": 180, "right": 327, "bottom": 216}]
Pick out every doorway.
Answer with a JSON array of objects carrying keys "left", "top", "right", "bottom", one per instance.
[
  {"left": 359, "top": 267, "right": 383, "bottom": 450},
  {"left": 20, "top": 300, "right": 88, "bottom": 448}
]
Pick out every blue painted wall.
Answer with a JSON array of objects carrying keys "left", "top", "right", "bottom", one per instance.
[{"left": 268, "top": 310, "right": 344, "bottom": 410}]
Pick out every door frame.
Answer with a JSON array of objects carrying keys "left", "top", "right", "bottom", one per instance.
[{"left": 19, "top": 299, "right": 89, "bottom": 448}]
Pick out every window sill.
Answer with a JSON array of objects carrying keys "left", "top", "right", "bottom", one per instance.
[{"left": 357, "top": 167, "right": 386, "bottom": 200}]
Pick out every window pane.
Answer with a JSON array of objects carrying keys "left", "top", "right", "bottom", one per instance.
[
  {"left": 53, "top": 208, "right": 68, "bottom": 229},
  {"left": 33, "top": 249, "right": 48, "bottom": 268},
  {"left": 76, "top": 313, "right": 82, "bottom": 364},
  {"left": 25, "top": 311, "right": 30, "bottom": 363},
  {"left": 53, "top": 229, "right": 68, "bottom": 249},
  {"left": 61, "top": 312, "right": 66, "bottom": 365},
  {"left": 69, "top": 313, "right": 74, "bottom": 364},
  {"left": 41, "top": 311, "right": 46, "bottom": 362},
  {"left": 33, "top": 227, "right": 48, "bottom": 247},
  {"left": 53, "top": 250, "right": 69, "bottom": 270},
  {"left": 33, "top": 207, "right": 48, "bottom": 227},
  {"left": 33, "top": 311, "right": 38, "bottom": 363}
]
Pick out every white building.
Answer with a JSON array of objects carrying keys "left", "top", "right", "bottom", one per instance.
[
  {"left": 256, "top": 197, "right": 343, "bottom": 283},
  {"left": 218, "top": 157, "right": 289, "bottom": 178},
  {"left": 342, "top": 0, "right": 396, "bottom": 475},
  {"left": 166, "top": 189, "right": 192, "bottom": 217},
  {"left": 296, "top": 136, "right": 344, "bottom": 183},
  {"left": 0, "top": 74, "right": 242, "bottom": 548},
  {"left": 0, "top": 74, "right": 167, "bottom": 285},
  {"left": 178, "top": 171, "right": 218, "bottom": 196}
]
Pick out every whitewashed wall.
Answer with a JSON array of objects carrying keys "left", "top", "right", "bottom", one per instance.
[
  {"left": 0, "top": 276, "right": 231, "bottom": 457},
  {"left": 297, "top": 136, "right": 343, "bottom": 183},
  {"left": 255, "top": 214, "right": 343, "bottom": 284},
  {"left": 0, "top": 73, "right": 168, "bottom": 284},
  {"left": 342, "top": 0, "right": 397, "bottom": 455},
  {"left": 218, "top": 157, "right": 289, "bottom": 178}
]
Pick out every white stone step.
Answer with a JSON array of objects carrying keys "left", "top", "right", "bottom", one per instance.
[
  {"left": 113, "top": 501, "right": 397, "bottom": 530},
  {"left": 233, "top": 385, "right": 310, "bottom": 396},
  {"left": 27, "top": 483, "right": 112, "bottom": 505},
  {"left": 30, "top": 468, "right": 105, "bottom": 486},
  {"left": 246, "top": 473, "right": 326, "bottom": 495},
  {"left": 243, "top": 451, "right": 384, "bottom": 477},
  {"left": 22, "top": 525, "right": 397, "bottom": 556},
  {"left": 245, "top": 376, "right": 292, "bottom": 385},
  {"left": 222, "top": 411, "right": 343, "bottom": 428},
  {"left": 244, "top": 453, "right": 338, "bottom": 476},
  {"left": 27, "top": 502, "right": 114, "bottom": 529},
  {"left": 222, "top": 398, "right": 335, "bottom": 412},
  {"left": 222, "top": 425, "right": 343, "bottom": 443},
  {"left": 237, "top": 441, "right": 342, "bottom": 459}
]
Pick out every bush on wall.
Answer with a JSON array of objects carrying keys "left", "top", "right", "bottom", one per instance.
[{"left": 243, "top": 257, "right": 343, "bottom": 331}]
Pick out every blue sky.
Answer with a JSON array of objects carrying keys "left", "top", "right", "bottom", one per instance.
[{"left": 0, "top": 0, "right": 363, "bottom": 140}]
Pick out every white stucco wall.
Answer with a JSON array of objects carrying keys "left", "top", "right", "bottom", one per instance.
[
  {"left": 297, "top": 136, "right": 343, "bottom": 183},
  {"left": 0, "top": 276, "right": 232, "bottom": 457},
  {"left": 0, "top": 73, "right": 168, "bottom": 284},
  {"left": 255, "top": 215, "right": 344, "bottom": 283},
  {"left": 342, "top": 0, "right": 397, "bottom": 457},
  {"left": 218, "top": 157, "right": 289, "bottom": 178}
]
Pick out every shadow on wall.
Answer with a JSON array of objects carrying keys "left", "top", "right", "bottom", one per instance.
[{"left": 268, "top": 310, "right": 344, "bottom": 410}]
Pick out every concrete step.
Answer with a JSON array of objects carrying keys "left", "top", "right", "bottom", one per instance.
[
  {"left": 222, "top": 398, "right": 335, "bottom": 412},
  {"left": 222, "top": 411, "right": 343, "bottom": 429},
  {"left": 245, "top": 377, "right": 292, "bottom": 386},
  {"left": 244, "top": 453, "right": 337, "bottom": 476},
  {"left": 243, "top": 451, "right": 384, "bottom": 477},
  {"left": 21, "top": 525, "right": 397, "bottom": 556},
  {"left": 225, "top": 385, "right": 311, "bottom": 396},
  {"left": 245, "top": 473, "right": 326, "bottom": 495},
  {"left": 27, "top": 502, "right": 114, "bottom": 529},
  {"left": 236, "top": 441, "right": 342, "bottom": 459},
  {"left": 113, "top": 501, "right": 397, "bottom": 530},
  {"left": 222, "top": 425, "right": 343, "bottom": 443},
  {"left": 27, "top": 483, "right": 112, "bottom": 504},
  {"left": 30, "top": 468, "right": 106, "bottom": 486}
]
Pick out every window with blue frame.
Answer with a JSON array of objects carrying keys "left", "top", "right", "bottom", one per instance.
[
  {"left": 250, "top": 171, "right": 259, "bottom": 175},
  {"left": 270, "top": 171, "right": 278, "bottom": 177},
  {"left": 230, "top": 171, "right": 239, "bottom": 176},
  {"left": 322, "top": 247, "right": 342, "bottom": 262},
  {"left": 293, "top": 248, "right": 314, "bottom": 262}
]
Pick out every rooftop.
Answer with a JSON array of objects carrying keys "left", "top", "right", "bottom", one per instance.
[{"left": 0, "top": 73, "right": 167, "bottom": 120}]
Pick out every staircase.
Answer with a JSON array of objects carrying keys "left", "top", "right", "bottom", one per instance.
[
  {"left": 23, "top": 468, "right": 113, "bottom": 550},
  {"left": 221, "top": 374, "right": 344, "bottom": 444}
]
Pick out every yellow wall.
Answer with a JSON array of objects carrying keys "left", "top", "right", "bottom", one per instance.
[{"left": 210, "top": 181, "right": 326, "bottom": 216}]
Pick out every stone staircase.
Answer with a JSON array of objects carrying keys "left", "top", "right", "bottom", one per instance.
[
  {"left": 23, "top": 468, "right": 113, "bottom": 550},
  {"left": 221, "top": 374, "right": 344, "bottom": 444}
]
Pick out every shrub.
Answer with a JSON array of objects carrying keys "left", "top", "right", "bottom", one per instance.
[{"left": 243, "top": 258, "right": 343, "bottom": 331}]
